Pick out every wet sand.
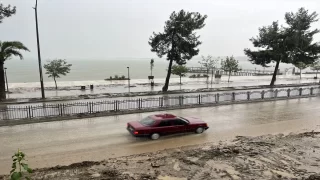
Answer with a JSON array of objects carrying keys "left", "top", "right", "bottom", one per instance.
[{"left": 0, "top": 97, "right": 320, "bottom": 176}]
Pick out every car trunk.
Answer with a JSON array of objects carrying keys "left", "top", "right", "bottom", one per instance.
[{"left": 128, "top": 121, "right": 145, "bottom": 130}]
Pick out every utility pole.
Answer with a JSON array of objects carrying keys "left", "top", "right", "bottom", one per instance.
[
  {"left": 33, "top": 0, "right": 45, "bottom": 99},
  {"left": 127, "top": 67, "right": 130, "bottom": 93}
]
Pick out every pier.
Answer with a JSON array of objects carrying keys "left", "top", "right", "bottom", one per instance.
[{"left": 187, "top": 67, "right": 280, "bottom": 76}]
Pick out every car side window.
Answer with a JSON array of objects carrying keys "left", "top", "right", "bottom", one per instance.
[
  {"left": 172, "top": 119, "right": 188, "bottom": 126},
  {"left": 158, "top": 120, "right": 172, "bottom": 127}
]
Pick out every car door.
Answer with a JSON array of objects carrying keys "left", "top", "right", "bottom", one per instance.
[
  {"left": 172, "top": 119, "right": 189, "bottom": 133},
  {"left": 156, "top": 120, "right": 176, "bottom": 135}
]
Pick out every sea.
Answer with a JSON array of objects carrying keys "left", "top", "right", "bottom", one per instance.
[
  {"left": 4, "top": 56, "right": 311, "bottom": 99},
  {"left": 5, "top": 56, "right": 295, "bottom": 86}
]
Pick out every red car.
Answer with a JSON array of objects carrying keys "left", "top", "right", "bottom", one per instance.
[{"left": 127, "top": 114, "right": 209, "bottom": 140}]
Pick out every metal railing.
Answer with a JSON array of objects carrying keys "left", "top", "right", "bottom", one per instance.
[{"left": 0, "top": 86, "right": 319, "bottom": 121}]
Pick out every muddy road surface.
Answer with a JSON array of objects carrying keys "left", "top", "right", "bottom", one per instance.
[
  {"left": 0, "top": 97, "right": 320, "bottom": 175},
  {"left": 2, "top": 131, "right": 320, "bottom": 180}
]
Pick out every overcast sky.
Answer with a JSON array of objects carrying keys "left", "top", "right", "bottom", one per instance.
[{"left": 0, "top": 0, "right": 319, "bottom": 60}]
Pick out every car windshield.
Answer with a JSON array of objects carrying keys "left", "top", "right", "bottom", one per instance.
[
  {"left": 139, "top": 117, "right": 155, "bottom": 126},
  {"left": 178, "top": 117, "right": 190, "bottom": 123}
]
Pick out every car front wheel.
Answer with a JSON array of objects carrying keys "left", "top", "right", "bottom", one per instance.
[
  {"left": 150, "top": 133, "right": 160, "bottom": 140},
  {"left": 195, "top": 127, "right": 204, "bottom": 134}
]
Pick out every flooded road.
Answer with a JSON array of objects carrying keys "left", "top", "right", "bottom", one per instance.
[{"left": 0, "top": 97, "right": 320, "bottom": 174}]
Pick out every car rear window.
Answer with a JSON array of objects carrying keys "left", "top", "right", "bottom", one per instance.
[{"left": 139, "top": 117, "right": 155, "bottom": 126}]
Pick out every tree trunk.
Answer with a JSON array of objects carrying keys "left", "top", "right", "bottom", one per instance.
[
  {"left": 54, "top": 77, "right": 57, "bottom": 90},
  {"left": 270, "top": 60, "right": 280, "bottom": 86},
  {"left": 300, "top": 69, "right": 302, "bottom": 79},
  {"left": 206, "top": 69, "right": 209, "bottom": 84},
  {"left": 179, "top": 76, "right": 182, "bottom": 90},
  {"left": 228, "top": 71, "right": 231, "bottom": 83},
  {"left": 211, "top": 69, "right": 214, "bottom": 85},
  {"left": 163, "top": 30, "right": 176, "bottom": 92},
  {"left": 162, "top": 59, "right": 173, "bottom": 92},
  {"left": 0, "top": 63, "right": 6, "bottom": 100}
]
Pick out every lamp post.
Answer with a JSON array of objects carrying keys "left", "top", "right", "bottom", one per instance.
[
  {"left": 4, "top": 68, "right": 8, "bottom": 93},
  {"left": 33, "top": 0, "right": 45, "bottom": 99},
  {"left": 127, "top": 67, "right": 130, "bottom": 93}
]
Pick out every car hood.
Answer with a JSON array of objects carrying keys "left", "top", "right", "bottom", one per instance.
[{"left": 184, "top": 117, "right": 205, "bottom": 124}]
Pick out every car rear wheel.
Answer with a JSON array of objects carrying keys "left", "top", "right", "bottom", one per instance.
[
  {"left": 150, "top": 133, "right": 160, "bottom": 140},
  {"left": 195, "top": 127, "right": 204, "bottom": 134}
]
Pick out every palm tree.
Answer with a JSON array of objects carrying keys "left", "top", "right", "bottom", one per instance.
[{"left": 0, "top": 41, "right": 29, "bottom": 100}]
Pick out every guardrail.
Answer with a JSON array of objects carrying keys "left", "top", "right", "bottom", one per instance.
[{"left": 0, "top": 86, "right": 319, "bottom": 121}]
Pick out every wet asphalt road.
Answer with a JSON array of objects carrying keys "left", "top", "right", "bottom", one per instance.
[{"left": 0, "top": 97, "right": 320, "bottom": 174}]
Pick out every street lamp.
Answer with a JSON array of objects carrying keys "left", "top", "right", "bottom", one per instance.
[
  {"left": 127, "top": 67, "right": 130, "bottom": 93},
  {"left": 33, "top": 0, "right": 45, "bottom": 99},
  {"left": 4, "top": 68, "right": 8, "bottom": 93}
]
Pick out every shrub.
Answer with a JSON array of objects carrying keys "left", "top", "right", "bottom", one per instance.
[{"left": 10, "top": 149, "right": 32, "bottom": 180}]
